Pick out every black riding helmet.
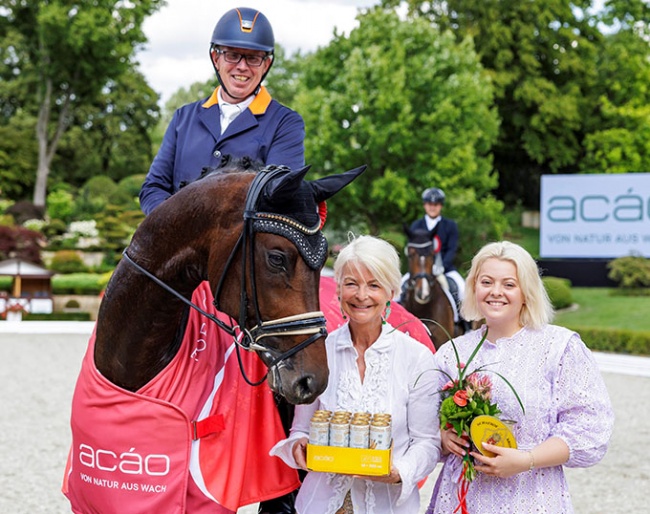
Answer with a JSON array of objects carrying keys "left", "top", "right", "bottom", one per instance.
[
  {"left": 210, "top": 7, "right": 274, "bottom": 100},
  {"left": 422, "top": 187, "right": 446, "bottom": 205}
]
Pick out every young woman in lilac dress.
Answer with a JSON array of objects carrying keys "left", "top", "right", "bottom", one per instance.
[{"left": 427, "top": 241, "right": 614, "bottom": 514}]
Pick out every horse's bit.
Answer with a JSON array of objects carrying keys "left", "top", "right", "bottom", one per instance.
[{"left": 122, "top": 166, "right": 328, "bottom": 386}]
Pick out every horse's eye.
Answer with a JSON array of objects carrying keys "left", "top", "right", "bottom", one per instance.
[{"left": 267, "top": 252, "right": 287, "bottom": 271}]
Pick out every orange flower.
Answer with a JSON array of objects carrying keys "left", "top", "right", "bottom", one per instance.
[{"left": 453, "top": 390, "right": 469, "bottom": 407}]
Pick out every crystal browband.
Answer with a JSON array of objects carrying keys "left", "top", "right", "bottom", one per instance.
[
  {"left": 254, "top": 212, "right": 321, "bottom": 235},
  {"left": 253, "top": 216, "right": 328, "bottom": 270}
]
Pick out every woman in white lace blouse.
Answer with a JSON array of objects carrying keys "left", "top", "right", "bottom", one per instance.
[
  {"left": 426, "top": 241, "right": 614, "bottom": 514},
  {"left": 271, "top": 235, "right": 441, "bottom": 514}
]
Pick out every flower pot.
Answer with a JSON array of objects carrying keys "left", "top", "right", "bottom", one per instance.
[{"left": 6, "top": 310, "right": 23, "bottom": 322}]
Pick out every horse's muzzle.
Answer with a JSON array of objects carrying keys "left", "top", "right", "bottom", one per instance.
[{"left": 263, "top": 342, "right": 329, "bottom": 404}]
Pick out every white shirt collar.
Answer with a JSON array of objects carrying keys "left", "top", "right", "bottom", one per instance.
[
  {"left": 424, "top": 214, "right": 441, "bottom": 231},
  {"left": 218, "top": 89, "right": 254, "bottom": 133}
]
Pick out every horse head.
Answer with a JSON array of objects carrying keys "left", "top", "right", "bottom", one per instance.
[
  {"left": 404, "top": 224, "right": 440, "bottom": 304},
  {"left": 96, "top": 158, "right": 364, "bottom": 405},
  {"left": 208, "top": 162, "right": 366, "bottom": 404}
]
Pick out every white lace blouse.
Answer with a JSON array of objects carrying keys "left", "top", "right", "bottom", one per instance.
[{"left": 270, "top": 322, "right": 441, "bottom": 514}]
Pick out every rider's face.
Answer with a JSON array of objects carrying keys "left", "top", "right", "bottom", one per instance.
[
  {"left": 424, "top": 201, "right": 443, "bottom": 219},
  {"left": 212, "top": 46, "right": 271, "bottom": 103}
]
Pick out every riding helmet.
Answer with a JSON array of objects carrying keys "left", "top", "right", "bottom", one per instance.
[
  {"left": 211, "top": 7, "right": 274, "bottom": 53},
  {"left": 422, "top": 187, "right": 446, "bottom": 205}
]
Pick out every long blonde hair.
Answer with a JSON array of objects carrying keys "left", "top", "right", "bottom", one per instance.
[{"left": 461, "top": 241, "right": 554, "bottom": 329}]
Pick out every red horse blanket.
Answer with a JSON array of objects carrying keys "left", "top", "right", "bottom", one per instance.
[
  {"left": 62, "top": 279, "right": 433, "bottom": 513},
  {"left": 62, "top": 282, "right": 299, "bottom": 513}
]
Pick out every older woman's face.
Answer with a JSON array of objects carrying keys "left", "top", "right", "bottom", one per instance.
[{"left": 338, "top": 263, "right": 391, "bottom": 327}]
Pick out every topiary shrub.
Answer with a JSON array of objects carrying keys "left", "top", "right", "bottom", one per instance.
[
  {"left": 49, "top": 250, "right": 87, "bottom": 274},
  {"left": 64, "top": 299, "right": 81, "bottom": 309},
  {"left": 543, "top": 276, "right": 573, "bottom": 310},
  {"left": 117, "top": 174, "right": 146, "bottom": 199},
  {"left": 607, "top": 255, "right": 650, "bottom": 291}
]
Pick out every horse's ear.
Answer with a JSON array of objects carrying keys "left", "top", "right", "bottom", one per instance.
[
  {"left": 261, "top": 165, "right": 312, "bottom": 201},
  {"left": 310, "top": 165, "right": 367, "bottom": 202}
]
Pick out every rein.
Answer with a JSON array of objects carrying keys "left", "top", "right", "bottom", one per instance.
[{"left": 122, "top": 166, "right": 328, "bottom": 387}]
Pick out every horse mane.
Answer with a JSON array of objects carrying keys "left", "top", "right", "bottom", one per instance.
[
  {"left": 198, "top": 155, "right": 262, "bottom": 180},
  {"left": 175, "top": 155, "right": 261, "bottom": 191}
]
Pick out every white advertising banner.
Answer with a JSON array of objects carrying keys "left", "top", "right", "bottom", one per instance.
[{"left": 540, "top": 173, "right": 650, "bottom": 258}]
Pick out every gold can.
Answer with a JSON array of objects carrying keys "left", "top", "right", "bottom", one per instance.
[
  {"left": 329, "top": 421, "right": 350, "bottom": 447},
  {"left": 369, "top": 420, "right": 392, "bottom": 450},
  {"left": 309, "top": 418, "right": 330, "bottom": 446},
  {"left": 349, "top": 419, "right": 370, "bottom": 449}
]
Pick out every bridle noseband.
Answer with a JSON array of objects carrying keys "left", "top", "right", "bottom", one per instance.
[{"left": 123, "top": 166, "right": 328, "bottom": 386}]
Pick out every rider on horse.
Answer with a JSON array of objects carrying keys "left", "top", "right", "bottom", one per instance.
[{"left": 402, "top": 187, "right": 470, "bottom": 331}]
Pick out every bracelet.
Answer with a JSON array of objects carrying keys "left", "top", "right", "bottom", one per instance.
[{"left": 520, "top": 449, "right": 535, "bottom": 472}]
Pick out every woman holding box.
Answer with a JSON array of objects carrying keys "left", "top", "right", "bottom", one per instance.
[{"left": 271, "top": 235, "right": 441, "bottom": 514}]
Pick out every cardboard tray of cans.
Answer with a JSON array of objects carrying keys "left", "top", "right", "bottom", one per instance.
[{"left": 306, "top": 442, "right": 392, "bottom": 476}]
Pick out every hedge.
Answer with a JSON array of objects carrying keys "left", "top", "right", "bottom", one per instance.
[
  {"left": 24, "top": 312, "right": 92, "bottom": 321},
  {"left": 52, "top": 273, "right": 104, "bottom": 295},
  {"left": 565, "top": 325, "right": 650, "bottom": 356}
]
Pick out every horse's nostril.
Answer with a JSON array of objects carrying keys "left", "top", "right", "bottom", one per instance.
[{"left": 292, "top": 374, "right": 322, "bottom": 403}]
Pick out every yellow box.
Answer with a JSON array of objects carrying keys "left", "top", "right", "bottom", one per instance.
[{"left": 306, "top": 444, "right": 392, "bottom": 476}]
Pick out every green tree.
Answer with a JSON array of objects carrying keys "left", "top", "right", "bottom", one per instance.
[
  {"left": 382, "top": 0, "right": 605, "bottom": 207},
  {"left": 0, "top": 113, "right": 38, "bottom": 199},
  {"left": 294, "top": 7, "right": 502, "bottom": 258},
  {"left": 580, "top": 7, "right": 650, "bottom": 174},
  {"left": 54, "top": 69, "right": 160, "bottom": 186},
  {"left": 0, "top": 0, "right": 164, "bottom": 210}
]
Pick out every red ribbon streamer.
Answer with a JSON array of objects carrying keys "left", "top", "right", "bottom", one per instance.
[{"left": 454, "top": 458, "right": 471, "bottom": 514}]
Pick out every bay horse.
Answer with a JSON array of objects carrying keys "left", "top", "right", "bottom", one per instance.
[
  {"left": 96, "top": 161, "right": 364, "bottom": 399},
  {"left": 399, "top": 225, "right": 456, "bottom": 350},
  {"left": 63, "top": 161, "right": 365, "bottom": 513}
]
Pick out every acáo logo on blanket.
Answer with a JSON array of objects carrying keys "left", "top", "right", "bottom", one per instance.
[{"left": 78, "top": 443, "right": 171, "bottom": 476}]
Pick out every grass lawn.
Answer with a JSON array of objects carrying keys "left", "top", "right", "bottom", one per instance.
[{"left": 554, "top": 288, "right": 650, "bottom": 332}]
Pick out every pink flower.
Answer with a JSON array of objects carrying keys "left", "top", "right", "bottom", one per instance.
[
  {"left": 442, "top": 380, "right": 455, "bottom": 391},
  {"left": 453, "top": 390, "right": 469, "bottom": 407},
  {"left": 467, "top": 373, "right": 493, "bottom": 400}
]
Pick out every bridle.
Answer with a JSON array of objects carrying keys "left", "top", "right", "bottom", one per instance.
[
  {"left": 405, "top": 239, "right": 438, "bottom": 304},
  {"left": 122, "top": 166, "right": 328, "bottom": 386}
]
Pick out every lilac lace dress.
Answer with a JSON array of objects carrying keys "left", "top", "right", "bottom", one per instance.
[{"left": 426, "top": 324, "right": 614, "bottom": 514}]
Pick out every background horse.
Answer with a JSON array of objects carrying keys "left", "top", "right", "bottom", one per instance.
[
  {"left": 399, "top": 225, "right": 456, "bottom": 350},
  {"left": 64, "top": 161, "right": 365, "bottom": 513}
]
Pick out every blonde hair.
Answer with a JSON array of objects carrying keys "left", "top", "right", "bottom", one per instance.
[
  {"left": 333, "top": 234, "right": 401, "bottom": 296},
  {"left": 461, "top": 241, "right": 554, "bottom": 329}
]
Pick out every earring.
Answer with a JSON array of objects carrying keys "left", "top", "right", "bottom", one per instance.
[
  {"left": 338, "top": 296, "right": 347, "bottom": 320},
  {"left": 382, "top": 300, "right": 391, "bottom": 325}
]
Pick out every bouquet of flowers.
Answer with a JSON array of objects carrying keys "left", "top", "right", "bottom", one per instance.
[
  {"left": 436, "top": 328, "right": 524, "bottom": 512},
  {"left": 1, "top": 302, "right": 28, "bottom": 319}
]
